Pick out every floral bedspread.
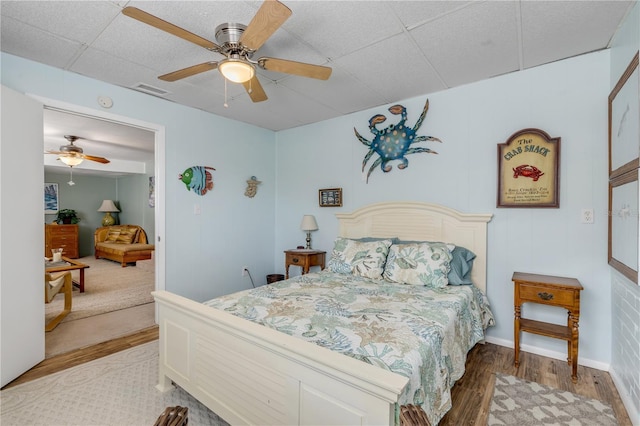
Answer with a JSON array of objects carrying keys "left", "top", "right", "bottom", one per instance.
[{"left": 204, "top": 270, "right": 494, "bottom": 425}]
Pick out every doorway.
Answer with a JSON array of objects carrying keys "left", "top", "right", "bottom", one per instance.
[{"left": 40, "top": 98, "right": 166, "bottom": 356}]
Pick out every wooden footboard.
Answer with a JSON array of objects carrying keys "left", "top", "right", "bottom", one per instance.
[{"left": 153, "top": 290, "right": 408, "bottom": 426}]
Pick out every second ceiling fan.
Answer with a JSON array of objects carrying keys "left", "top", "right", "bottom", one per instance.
[{"left": 122, "top": 0, "right": 332, "bottom": 103}]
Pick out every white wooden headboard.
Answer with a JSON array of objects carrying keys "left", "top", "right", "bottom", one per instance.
[{"left": 335, "top": 202, "right": 493, "bottom": 293}]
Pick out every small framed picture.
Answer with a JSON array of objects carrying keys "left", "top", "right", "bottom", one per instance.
[
  {"left": 44, "top": 183, "right": 59, "bottom": 214},
  {"left": 319, "top": 188, "right": 342, "bottom": 207}
]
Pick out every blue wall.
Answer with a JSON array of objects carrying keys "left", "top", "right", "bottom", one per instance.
[
  {"left": 275, "top": 50, "right": 612, "bottom": 367},
  {"left": 44, "top": 170, "right": 154, "bottom": 256},
  {"left": 1, "top": 48, "right": 615, "bottom": 368}
]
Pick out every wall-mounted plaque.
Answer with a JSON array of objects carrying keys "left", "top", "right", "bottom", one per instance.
[{"left": 497, "top": 128, "right": 560, "bottom": 208}]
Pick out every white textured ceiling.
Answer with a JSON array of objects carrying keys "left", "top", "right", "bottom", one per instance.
[{"left": 1, "top": 0, "right": 634, "bottom": 169}]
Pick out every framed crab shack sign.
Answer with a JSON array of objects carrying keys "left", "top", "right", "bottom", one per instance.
[{"left": 497, "top": 128, "right": 560, "bottom": 208}]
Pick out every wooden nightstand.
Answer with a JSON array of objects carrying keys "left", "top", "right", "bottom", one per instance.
[
  {"left": 284, "top": 250, "right": 326, "bottom": 279},
  {"left": 513, "top": 271, "right": 583, "bottom": 382}
]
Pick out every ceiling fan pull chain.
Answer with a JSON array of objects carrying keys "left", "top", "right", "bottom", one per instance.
[
  {"left": 224, "top": 78, "right": 229, "bottom": 108},
  {"left": 68, "top": 168, "right": 75, "bottom": 186}
]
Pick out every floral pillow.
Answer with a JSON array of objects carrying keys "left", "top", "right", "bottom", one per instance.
[
  {"left": 383, "top": 242, "right": 453, "bottom": 288},
  {"left": 327, "top": 237, "right": 393, "bottom": 279}
]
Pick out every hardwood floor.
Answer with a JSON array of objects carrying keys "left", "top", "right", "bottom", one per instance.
[
  {"left": 440, "top": 342, "right": 633, "bottom": 425},
  {"left": 2, "top": 332, "right": 632, "bottom": 425}
]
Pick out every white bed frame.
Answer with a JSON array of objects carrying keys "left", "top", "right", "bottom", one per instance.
[{"left": 153, "top": 202, "right": 492, "bottom": 425}]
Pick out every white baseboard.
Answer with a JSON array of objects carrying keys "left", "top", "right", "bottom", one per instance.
[
  {"left": 609, "top": 366, "right": 640, "bottom": 426},
  {"left": 484, "top": 336, "right": 610, "bottom": 371}
]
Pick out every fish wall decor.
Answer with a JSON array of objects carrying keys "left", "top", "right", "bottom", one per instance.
[
  {"left": 354, "top": 99, "right": 442, "bottom": 183},
  {"left": 179, "top": 166, "right": 215, "bottom": 195}
]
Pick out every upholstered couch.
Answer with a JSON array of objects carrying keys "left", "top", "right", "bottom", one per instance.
[{"left": 94, "top": 225, "right": 154, "bottom": 267}]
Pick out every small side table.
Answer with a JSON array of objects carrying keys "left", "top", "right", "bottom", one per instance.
[
  {"left": 513, "top": 271, "right": 583, "bottom": 382},
  {"left": 285, "top": 250, "right": 326, "bottom": 279}
]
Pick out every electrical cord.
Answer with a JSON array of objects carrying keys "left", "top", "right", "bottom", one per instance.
[{"left": 246, "top": 269, "right": 255, "bottom": 288}]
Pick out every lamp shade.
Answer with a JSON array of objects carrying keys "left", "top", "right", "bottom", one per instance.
[
  {"left": 300, "top": 215, "right": 318, "bottom": 231},
  {"left": 97, "top": 199, "right": 120, "bottom": 212},
  {"left": 59, "top": 155, "right": 84, "bottom": 166},
  {"left": 218, "top": 58, "right": 255, "bottom": 83}
]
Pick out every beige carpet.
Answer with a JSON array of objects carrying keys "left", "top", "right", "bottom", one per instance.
[
  {"left": 45, "top": 256, "right": 154, "bottom": 323},
  {"left": 1, "top": 341, "right": 229, "bottom": 426},
  {"left": 488, "top": 373, "right": 618, "bottom": 425}
]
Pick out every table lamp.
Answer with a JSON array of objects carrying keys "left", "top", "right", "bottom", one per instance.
[
  {"left": 98, "top": 200, "right": 120, "bottom": 226},
  {"left": 300, "top": 215, "right": 318, "bottom": 249}
]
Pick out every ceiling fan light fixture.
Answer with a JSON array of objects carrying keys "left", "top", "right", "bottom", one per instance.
[
  {"left": 59, "top": 155, "right": 84, "bottom": 167},
  {"left": 218, "top": 58, "right": 255, "bottom": 83}
]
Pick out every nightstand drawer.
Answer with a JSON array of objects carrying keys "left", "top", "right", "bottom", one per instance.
[
  {"left": 286, "top": 253, "right": 303, "bottom": 264},
  {"left": 286, "top": 253, "right": 323, "bottom": 264},
  {"left": 519, "top": 284, "right": 576, "bottom": 306}
]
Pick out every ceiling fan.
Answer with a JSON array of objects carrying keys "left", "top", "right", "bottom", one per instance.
[
  {"left": 122, "top": 0, "right": 332, "bottom": 103},
  {"left": 45, "top": 135, "right": 111, "bottom": 167}
]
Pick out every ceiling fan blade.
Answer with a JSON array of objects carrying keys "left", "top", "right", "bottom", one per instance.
[
  {"left": 45, "top": 150, "right": 65, "bottom": 155},
  {"left": 159, "top": 62, "right": 218, "bottom": 82},
  {"left": 81, "top": 154, "right": 110, "bottom": 164},
  {"left": 242, "top": 76, "right": 268, "bottom": 102},
  {"left": 122, "top": 7, "right": 220, "bottom": 51},
  {"left": 259, "top": 57, "right": 332, "bottom": 80},
  {"left": 239, "top": 0, "right": 292, "bottom": 51}
]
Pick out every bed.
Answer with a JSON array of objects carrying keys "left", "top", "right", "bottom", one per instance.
[{"left": 152, "top": 201, "right": 493, "bottom": 425}]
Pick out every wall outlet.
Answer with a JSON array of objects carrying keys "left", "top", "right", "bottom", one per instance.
[
  {"left": 581, "top": 208, "right": 594, "bottom": 224},
  {"left": 242, "top": 266, "right": 249, "bottom": 277}
]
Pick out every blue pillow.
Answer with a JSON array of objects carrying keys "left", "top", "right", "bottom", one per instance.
[
  {"left": 448, "top": 246, "right": 476, "bottom": 285},
  {"left": 395, "top": 240, "right": 476, "bottom": 285}
]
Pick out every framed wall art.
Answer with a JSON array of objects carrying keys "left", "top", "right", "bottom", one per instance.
[
  {"left": 497, "top": 128, "right": 560, "bottom": 208},
  {"left": 608, "top": 169, "right": 638, "bottom": 283},
  {"left": 44, "top": 182, "right": 59, "bottom": 214},
  {"left": 609, "top": 52, "right": 639, "bottom": 179},
  {"left": 319, "top": 188, "right": 342, "bottom": 207}
]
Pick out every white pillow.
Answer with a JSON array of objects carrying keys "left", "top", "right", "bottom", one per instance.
[
  {"left": 383, "top": 242, "right": 453, "bottom": 287},
  {"left": 327, "top": 237, "right": 393, "bottom": 279}
]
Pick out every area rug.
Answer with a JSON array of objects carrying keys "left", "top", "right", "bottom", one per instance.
[
  {"left": 1, "top": 341, "right": 229, "bottom": 426},
  {"left": 488, "top": 373, "right": 618, "bottom": 425},
  {"left": 45, "top": 256, "right": 154, "bottom": 323}
]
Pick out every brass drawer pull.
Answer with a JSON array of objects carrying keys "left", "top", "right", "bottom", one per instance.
[
  {"left": 537, "top": 292, "right": 554, "bottom": 300},
  {"left": 293, "top": 258, "right": 299, "bottom": 263}
]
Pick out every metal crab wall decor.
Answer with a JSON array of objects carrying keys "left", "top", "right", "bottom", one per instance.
[{"left": 354, "top": 99, "right": 442, "bottom": 183}]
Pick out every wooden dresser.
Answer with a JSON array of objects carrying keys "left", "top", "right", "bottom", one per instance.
[{"left": 45, "top": 224, "right": 79, "bottom": 259}]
